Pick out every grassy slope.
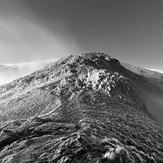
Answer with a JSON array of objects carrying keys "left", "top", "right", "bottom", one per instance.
[{"left": 121, "top": 62, "right": 163, "bottom": 126}]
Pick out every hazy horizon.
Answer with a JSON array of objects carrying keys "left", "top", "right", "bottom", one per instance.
[
  {"left": 0, "top": 0, "right": 163, "bottom": 70},
  {"left": 0, "top": 55, "right": 163, "bottom": 86},
  {"left": 0, "top": 56, "right": 163, "bottom": 73}
]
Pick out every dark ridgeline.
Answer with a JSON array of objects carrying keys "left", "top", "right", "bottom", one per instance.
[{"left": 0, "top": 52, "right": 163, "bottom": 162}]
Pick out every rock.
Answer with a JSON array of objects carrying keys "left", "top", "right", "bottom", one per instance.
[{"left": 0, "top": 52, "right": 163, "bottom": 162}]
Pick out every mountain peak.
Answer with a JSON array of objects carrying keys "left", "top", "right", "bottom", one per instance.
[{"left": 0, "top": 52, "right": 163, "bottom": 162}]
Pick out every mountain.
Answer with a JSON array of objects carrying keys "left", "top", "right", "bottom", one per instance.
[
  {"left": 0, "top": 52, "right": 163, "bottom": 163},
  {"left": 150, "top": 69, "right": 163, "bottom": 74},
  {"left": 121, "top": 62, "right": 163, "bottom": 79},
  {"left": 121, "top": 62, "right": 163, "bottom": 126},
  {"left": 0, "top": 59, "right": 56, "bottom": 85}
]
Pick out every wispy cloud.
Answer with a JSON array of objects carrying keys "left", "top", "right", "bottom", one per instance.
[
  {"left": 0, "top": 59, "right": 56, "bottom": 85},
  {"left": 0, "top": 0, "right": 82, "bottom": 64}
]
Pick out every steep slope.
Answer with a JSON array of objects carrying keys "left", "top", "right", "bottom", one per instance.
[
  {"left": 121, "top": 62, "right": 163, "bottom": 79},
  {"left": 121, "top": 62, "right": 163, "bottom": 125},
  {"left": 0, "top": 59, "right": 55, "bottom": 85},
  {"left": 121, "top": 62, "right": 163, "bottom": 89},
  {"left": 0, "top": 52, "right": 163, "bottom": 163}
]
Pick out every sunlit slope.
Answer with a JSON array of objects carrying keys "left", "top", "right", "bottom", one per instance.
[{"left": 0, "top": 52, "right": 163, "bottom": 162}]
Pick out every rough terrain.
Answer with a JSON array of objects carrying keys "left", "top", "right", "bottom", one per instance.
[{"left": 0, "top": 52, "right": 163, "bottom": 162}]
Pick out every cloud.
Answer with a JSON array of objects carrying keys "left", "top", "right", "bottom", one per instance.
[
  {"left": 0, "top": 59, "right": 57, "bottom": 85},
  {"left": 0, "top": 1, "right": 82, "bottom": 64}
]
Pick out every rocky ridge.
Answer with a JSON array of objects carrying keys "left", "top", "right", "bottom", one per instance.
[{"left": 0, "top": 52, "right": 163, "bottom": 162}]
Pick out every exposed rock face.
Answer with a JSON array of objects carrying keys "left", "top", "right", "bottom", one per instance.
[{"left": 0, "top": 52, "right": 163, "bottom": 162}]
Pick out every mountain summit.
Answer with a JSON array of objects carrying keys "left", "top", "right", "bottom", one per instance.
[{"left": 0, "top": 52, "right": 163, "bottom": 162}]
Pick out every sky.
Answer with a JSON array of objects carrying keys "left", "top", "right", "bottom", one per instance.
[{"left": 0, "top": 0, "right": 163, "bottom": 69}]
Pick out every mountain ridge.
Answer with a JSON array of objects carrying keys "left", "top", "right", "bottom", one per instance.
[{"left": 0, "top": 52, "right": 163, "bottom": 162}]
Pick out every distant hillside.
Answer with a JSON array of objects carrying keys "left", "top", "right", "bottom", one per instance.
[
  {"left": 0, "top": 59, "right": 56, "bottom": 85},
  {"left": 150, "top": 69, "right": 163, "bottom": 74},
  {"left": 121, "top": 62, "right": 163, "bottom": 125},
  {"left": 0, "top": 52, "right": 163, "bottom": 163}
]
